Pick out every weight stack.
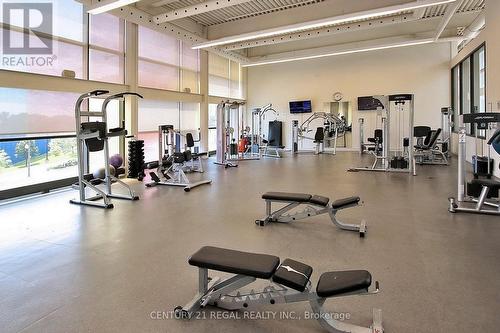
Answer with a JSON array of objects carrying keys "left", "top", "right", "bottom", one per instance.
[{"left": 128, "top": 140, "right": 145, "bottom": 180}]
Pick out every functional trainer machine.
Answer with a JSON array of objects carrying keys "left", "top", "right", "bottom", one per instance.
[
  {"left": 292, "top": 112, "right": 344, "bottom": 155},
  {"left": 256, "top": 192, "right": 367, "bottom": 237},
  {"left": 175, "top": 246, "right": 383, "bottom": 333},
  {"left": 350, "top": 94, "right": 415, "bottom": 175},
  {"left": 215, "top": 101, "right": 259, "bottom": 168},
  {"left": 449, "top": 112, "right": 500, "bottom": 215},
  {"left": 252, "top": 104, "right": 283, "bottom": 158},
  {"left": 71, "top": 90, "right": 142, "bottom": 209},
  {"left": 146, "top": 125, "right": 212, "bottom": 192}
]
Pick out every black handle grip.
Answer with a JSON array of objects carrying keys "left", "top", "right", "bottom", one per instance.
[
  {"left": 89, "top": 90, "right": 109, "bottom": 96},
  {"left": 108, "top": 92, "right": 144, "bottom": 99}
]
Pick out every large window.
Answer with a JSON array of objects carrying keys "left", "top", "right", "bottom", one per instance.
[
  {"left": 138, "top": 26, "right": 180, "bottom": 91},
  {"left": 138, "top": 27, "right": 200, "bottom": 92},
  {"left": 89, "top": 13, "right": 125, "bottom": 84},
  {"left": 209, "top": 54, "right": 243, "bottom": 98},
  {"left": 451, "top": 44, "right": 486, "bottom": 137},
  {"left": 208, "top": 104, "right": 218, "bottom": 151},
  {"left": 0, "top": 88, "right": 80, "bottom": 193},
  {"left": 0, "top": 0, "right": 85, "bottom": 78}
]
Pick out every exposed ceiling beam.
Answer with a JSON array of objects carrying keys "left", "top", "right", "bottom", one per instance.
[
  {"left": 76, "top": 0, "right": 249, "bottom": 63},
  {"left": 222, "top": 13, "right": 416, "bottom": 51},
  {"left": 87, "top": 0, "right": 140, "bottom": 14},
  {"left": 243, "top": 34, "right": 461, "bottom": 67},
  {"left": 434, "top": 0, "right": 464, "bottom": 40},
  {"left": 151, "top": 0, "right": 178, "bottom": 7},
  {"left": 412, "top": 0, "right": 428, "bottom": 18},
  {"left": 192, "top": 0, "right": 458, "bottom": 49},
  {"left": 152, "top": 0, "right": 254, "bottom": 24}
]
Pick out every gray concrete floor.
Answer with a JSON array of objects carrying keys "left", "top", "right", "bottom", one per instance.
[{"left": 0, "top": 152, "right": 499, "bottom": 333}]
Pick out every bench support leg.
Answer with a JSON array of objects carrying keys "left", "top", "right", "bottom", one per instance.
[
  {"left": 329, "top": 208, "right": 367, "bottom": 237},
  {"left": 309, "top": 298, "right": 383, "bottom": 333}
]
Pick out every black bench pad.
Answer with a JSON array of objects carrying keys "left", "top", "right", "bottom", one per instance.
[
  {"left": 310, "top": 195, "right": 330, "bottom": 207},
  {"left": 272, "top": 259, "right": 313, "bottom": 292},
  {"left": 331, "top": 196, "right": 360, "bottom": 209},
  {"left": 263, "top": 192, "right": 312, "bottom": 202},
  {"left": 471, "top": 178, "right": 500, "bottom": 190},
  {"left": 188, "top": 246, "right": 280, "bottom": 279},
  {"left": 316, "top": 270, "right": 371, "bottom": 297}
]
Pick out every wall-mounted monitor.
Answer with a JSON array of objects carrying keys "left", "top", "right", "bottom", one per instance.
[
  {"left": 357, "top": 96, "right": 385, "bottom": 111},
  {"left": 289, "top": 100, "right": 312, "bottom": 114}
]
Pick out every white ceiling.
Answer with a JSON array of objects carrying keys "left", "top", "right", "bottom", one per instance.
[{"left": 125, "top": 0, "right": 486, "bottom": 62}]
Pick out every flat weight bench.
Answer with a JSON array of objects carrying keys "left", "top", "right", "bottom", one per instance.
[
  {"left": 256, "top": 192, "right": 367, "bottom": 237},
  {"left": 175, "top": 246, "right": 383, "bottom": 333}
]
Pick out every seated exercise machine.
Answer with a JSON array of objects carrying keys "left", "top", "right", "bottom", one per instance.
[
  {"left": 146, "top": 125, "right": 211, "bottom": 192},
  {"left": 292, "top": 112, "right": 343, "bottom": 155},
  {"left": 449, "top": 113, "right": 500, "bottom": 215},
  {"left": 413, "top": 127, "right": 448, "bottom": 165},
  {"left": 175, "top": 246, "right": 383, "bottom": 333},
  {"left": 256, "top": 192, "right": 367, "bottom": 237},
  {"left": 71, "top": 90, "right": 142, "bottom": 209},
  {"left": 350, "top": 94, "right": 415, "bottom": 175}
]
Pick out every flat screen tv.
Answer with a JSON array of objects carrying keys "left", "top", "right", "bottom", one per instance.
[
  {"left": 289, "top": 100, "right": 312, "bottom": 114},
  {"left": 358, "top": 96, "right": 385, "bottom": 111}
]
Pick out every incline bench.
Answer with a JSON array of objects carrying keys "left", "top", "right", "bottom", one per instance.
[
  {"left": 256, "top": 192, "right": 367, "bottom": 237},
  {"left": 175, "top": 246, "right": 383, "bottom": 333}
]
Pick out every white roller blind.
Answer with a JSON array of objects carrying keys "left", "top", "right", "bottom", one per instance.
[{"left": 209, "top": 54, "right": 230, "bottom": 97}]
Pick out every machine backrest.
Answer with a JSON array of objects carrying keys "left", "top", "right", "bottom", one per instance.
[
  {"left": 314, "top": 127, "right": 325, "bottom": 141},
  {"left": 186, "top": 133, "right": 195, "bottom": 148},
  {"left": 424, "top": 128, "right": 442, "bottom": 148}
]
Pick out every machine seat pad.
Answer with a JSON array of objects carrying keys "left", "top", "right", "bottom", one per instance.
[
  {"left": 262, "top": 192, "right": 312, "bottom": 202},
  {"left": 331, "top": 196, "right": 360, "bottom": 209},
  {"left": 310, "top": 195, "right": 330, "bottom": 207},
  {"left": 316, "top": 270, "right": 372, "bottom": 297},
  {"left": 272, "top": 259, "right": 313, "bottom": 292},
  {"left": 188, "top": 246, "right": 280, "bottom": 279},
  {"left": 470, "top": 178, "right": 500, "bottom": 190}
]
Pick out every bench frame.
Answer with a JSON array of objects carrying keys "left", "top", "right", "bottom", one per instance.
[
  {"left": 449, "top": 184, "right": 500, "bottom": 215},
  {"left": 256, "top": 198, "right": 367, "bottom": 237},
  {"left": 175, "top": 267, "right": 383, "bottom": 333},
  {"left": 146, "top": 158, "right": 212, "bottom": 192}
]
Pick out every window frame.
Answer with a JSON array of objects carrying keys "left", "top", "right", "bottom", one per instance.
[{"left": 451, "top": 42, "right": 486, "bottom": 138}]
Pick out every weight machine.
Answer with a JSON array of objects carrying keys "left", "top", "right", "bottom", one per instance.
[
  {"left": 252, "top": 104, "right": 283, "bottom": 158},
  {"left": 291, "top": 112, "right": 343, "bottom": 155},
  {"left": 146, "top": 125, "right": 211, "bottom": 192},
  {"left": 215, "top": 101, "right": 259, "bottom": 168},
  {"left": 449, "top": 112, "right": 500, "bottom": 215},
  {"left": 71, "top": 90, "right": 143, "bottom": 209},
  {"left": 350, "top": 94, "right": 415, "bottom": 175}
]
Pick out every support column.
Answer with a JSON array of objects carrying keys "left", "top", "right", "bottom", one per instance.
[
  {"left": 124, "top": 21, "right": 139, "bottom": 167},
  {"left": 125, "top": 21, "right": 139, "bottom": 138},
  {"left": 200, "top": 50, "right": 209, "bottom": 151}
]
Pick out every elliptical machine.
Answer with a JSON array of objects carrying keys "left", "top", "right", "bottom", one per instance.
[{"left": 71, "top": 90, "right": 143, "bottom": 209}]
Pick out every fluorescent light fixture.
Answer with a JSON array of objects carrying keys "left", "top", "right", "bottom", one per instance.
[
  {"left": 87, "top": 0, "right": 140, "bottom": 15},
  {"left": 242, "top": 39, "right": 434, "bottom": 67},
  {"left": 192, "top": 0, "right": 456, "bottom": 49}
]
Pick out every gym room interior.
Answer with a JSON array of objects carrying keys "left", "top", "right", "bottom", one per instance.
[{"left": 1, "top": 0, "right": 499, "bottom": 332}]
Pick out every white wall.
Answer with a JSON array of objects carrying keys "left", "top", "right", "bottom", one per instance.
[
  {"left": 450, "top": 0, "right": 499, "bottom": 178},
  {"left": 247, "top": 42, "right": 451, "bottom": 150}
]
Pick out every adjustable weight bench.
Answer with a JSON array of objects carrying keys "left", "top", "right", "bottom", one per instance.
[
  {"left": 175, "top": 246, "right": 383, "bottom": 333},
  {"left": 256, "top": 192, "right": 367, "bottom": 237}
]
